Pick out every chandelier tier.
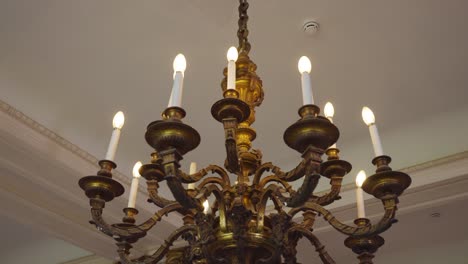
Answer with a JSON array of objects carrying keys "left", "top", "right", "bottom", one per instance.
[{"left": 78, "top": 1, "right": 411, "bottom": 263}]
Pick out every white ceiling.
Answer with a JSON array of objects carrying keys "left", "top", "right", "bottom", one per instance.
[
  {"left": 1, "top": 0, "right": 468, "bottom": 263},
  {"left": 0, "top": 216, "right": 92, "bottom": 264}
]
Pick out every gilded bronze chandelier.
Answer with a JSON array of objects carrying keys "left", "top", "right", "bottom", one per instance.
[{"left": 79, "top": 1, "right": 412, "bottom": 263}]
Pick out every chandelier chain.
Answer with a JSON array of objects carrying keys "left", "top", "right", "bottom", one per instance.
[{"left": 237, "top": 0, "right": 251, "bottom": 53}]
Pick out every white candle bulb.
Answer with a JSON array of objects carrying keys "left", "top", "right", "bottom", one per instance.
[
  {"left": 226, "top": 46, "right": 238, "bottom": 90},
  {"left": 168, "top": 54, "right": 187, "bottom": 107},
  {"left": 324, "top": 102, "right": 334, "bottom": 120},
  {"left": 298, "top": 56, "right": 314, "bottom": 105},
  {"left": 362, "top": 107, "right": 384, "bottom": 156},
  {"left": 173, "top": 53, "right": 187, "bottom": 73},
  {"left": 361, "top": 107, "right": 375, "bottom": 125},
  {"left": 105, "top": 111, "right": 125, "bottom": 161},
  {"left": 112, "top": 111, "right": 125, "bottom": 129},
  {"left": 324, "top": 102, "right": 336, "bottom": 148},
  {"left": 187, "top": 162, "right": 197, "bottom": 190},
  {"left": 128, "top": 161, "right": 142, "bottom": 208},
  {"left": 355, "top": 170, "right": 367, "bottom": 218},
  {"left": 203, "top": 200, "right": 210, "bottom": 214}
]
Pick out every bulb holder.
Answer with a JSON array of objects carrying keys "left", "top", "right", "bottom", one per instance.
[
  {"left": 140, "top": 163, "right": 165, "bottom": 182},
  {"left": 211, "top": 95, "right": 251, "bottom": 123},
  {"left": 320, "top": 159, "right": 352, "bottom": 179},
  {"left": 345, "top": 219, "right": 385, "bottom": 255},
  {"left": 284, "top": 105, "right": 339, "bottom": 153},
  {"left": 78, "top": 175, "right": 124, "bottom": 202},
  {"left": 362, "top": 156, "right": 411, "bottom": 199},
  {"left": 145, "top": 108, "right": 201, "bottom": 156}
]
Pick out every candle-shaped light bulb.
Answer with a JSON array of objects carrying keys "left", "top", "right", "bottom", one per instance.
[
  {"left": 105, "top": 111, "right": 125, "bottom": 161},
  {"left": 128, "top": 161, "right": 142, "bottom": 208},
  {"left": 187, "top": 162, "right": 197, "bottom": 190},
  {"left": 324, "top": 102, "right": 334, "bottom": 120},
  {"left": 203, "top": 200, "right": 210, "bottom": 214},
  {"left": 355, "top": 170, "right": 367, "bottom": 187},
  {"left": 298, "top": 56, "right": 314, "bottom": 105},
  {"left": 173, "top": 53, "right": 187, "bottom": 73},
  {"left": 298, "top": 56, "right": 312, "bottom": 73},
  {"left": 112, "top": 111, "right": 125, "bottom": 129},
  {"left": 168, "top": 54, "right": 187, "bottom": 107},
  {"left": 362, "top": 106, "right": 375, "bottom": 125},
  {"left": 324, "top": 102, "right": 336, "bottom": 148},
  {"left": 227, "top": 46, "right": 239, "bottom": 61},
  {"left": 226, "top": 46, "right": 238, "bottom": 90},
  {"left": 362, "top": 106, "right": 384, "bottom": 156},
  {"left": 355, "top": 170, "right": 367, "bottom": 218}
]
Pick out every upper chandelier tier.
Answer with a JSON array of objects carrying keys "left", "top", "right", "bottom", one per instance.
[{"left": 78, "top": 1, "right": 411, "bottom": 263}]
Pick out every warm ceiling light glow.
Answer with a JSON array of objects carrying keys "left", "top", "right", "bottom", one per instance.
[
  {"left": 362, "top": 106, "right": 376, "bottom": 126},
  {"left": 132, "top": 161, "right": 142, "bottom": 178},
  {"left": 173, "top": 53, "right": 187, "bottom": 73},
  {"left": 112, "top": 111, "right": 125, "bottom": 129},
  {"left": 203, "top": 200, "right": 210, "bottom": 214},
  {"left": 227, "top": 46, "right": 239, "bottom": 61},
  {"left": 298, "top": 56, "right": 312, "bottom": 73},
  {"left": 324, "top": 102, "right": 335, "bottom": 119},
  {"left": 355, "top": 170, "right": 367, "bottom": 187}
]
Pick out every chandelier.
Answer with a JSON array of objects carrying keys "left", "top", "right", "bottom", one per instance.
[{"left": 78, "top": 1, "right": 412, "bottom": 263}]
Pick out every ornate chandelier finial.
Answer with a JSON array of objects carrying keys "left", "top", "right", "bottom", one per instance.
[{"left": 78, "top": 1, "right": 411, "bottom": 263}]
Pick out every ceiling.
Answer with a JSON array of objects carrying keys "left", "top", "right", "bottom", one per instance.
[
  {"left": 1, "top": 0, "right": 468, "bottom": 263},
  {"left": 0, "top": 215, "right": 92, "bottom": 264}
]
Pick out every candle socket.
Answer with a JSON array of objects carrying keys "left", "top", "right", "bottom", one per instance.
[
  {"left": 122, "top": 207, "right": 139, "bottom": 224},
  {"left": 344, "top": 218, "right": 385, "bottom": 264},
  {"left": 298, "top": 104, "right": 320, "bottom": 119},
  {"left": 362, "top": 155, "right": 411, "bottom": 200},
  {"left": 284, "top": 105, "right": 339, "bottom": 153},
  {"left": 372, "top": 155, "right": 392, "bottom": 173},
  {"left": 97, "top": 160, "right": 117, "bottom": 178},
  {"left": 162, "top": 106, "right": 186, "bottom": 121},
  {"left": 223, "top": 89, "right": 240, "bottom": 99},
  {"left": 325, "top": 148, "right": 340, "bottom": 160}
]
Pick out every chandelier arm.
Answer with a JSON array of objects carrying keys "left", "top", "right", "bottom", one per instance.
[
  {"left": 253, "top": 160, "right": 307, "bottom": 186},
  {"left": 147, "top": 180, "right": 177, "bottom": 208},
  {"left": 90, "top": 198, "right": 182, "bottom": 239},
  {"left": 256, "top": 184, "right": 284, "bottom": 232},
  {"left": 116, "top": 241, "right": 134, "bottom": 264},
  {"left": 178, "top": 165, "right": 230, "bottom": 184},
  {"left": 197, "top": 184, "right": 228, "bottom": 232},
  {"left": 308, "top": 176, "right": 344, "bottom": 206},
  {"left": 133, "top": 225, "right": 198, "bottom": 264},
  {"left": 196, "top": 176, "right": 228, "bottom": 189},
  {"left": 285, "top": 173, "right": 321, "bottom": 208},
  {"left": 258, "top": 175, "right": 294, "bottom": 193},
  {"left": 287, "top": 226, "right": 336, "bottom": 264},
  {"left": 289, "top": 198, "right": 398, "bottom": 237},
  {"left": 275, "top": 159, "right": 308, "bottom": 182}
]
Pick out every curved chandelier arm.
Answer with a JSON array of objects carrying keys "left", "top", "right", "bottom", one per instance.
[
  {"left": 308, "top": 176, "right": 344, "bottom": 206},
  {"left": 141, "top": 225, "right": 197, "bottom": 264},
  {"left": 285, "top": 173, "right": 321, "bottom": 208},
  {"left": 117, "top": 225, "right": 197, "bottom": 264},
  {"left": 258, "top": 175, "right": 294, "bottom": 192},
  {"left": 146, "top": 180, "right": 177, "bottom": 208},
  {"left": 256, "top": 184, "right": 284, "bottom": 232},
  {"left": 178, "top": 165, "right": 230, "bottom": 184},
  {"left": 253, "top": 160, "right": 307, "bottom": 186},
  {"left": 287, "top": 226, "right": 336, "bottom": 264},
  {"left": 197, "top": 176, "right": 229, "bottom": 189},
  {"left": 90, "top": 199, "right": 182, "bottom": 239},
  {"left": 289, "top": 198, "right": 398, "bottom": 237},
  {"left": 197, "top": 184, "right": 228, "bottom": 232}
]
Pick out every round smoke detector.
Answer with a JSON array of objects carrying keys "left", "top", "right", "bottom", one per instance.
[{"left": 303, "top": 21, "right": 320, "bottom": 36}]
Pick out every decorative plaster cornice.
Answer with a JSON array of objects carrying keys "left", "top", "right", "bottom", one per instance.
[{"left": 0, "top": 99, "right": 129, "bottom": 183}]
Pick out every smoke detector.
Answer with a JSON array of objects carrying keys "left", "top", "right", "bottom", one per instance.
[{"left": 303, "top": 21, "right": 320, "bottom": 36}]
